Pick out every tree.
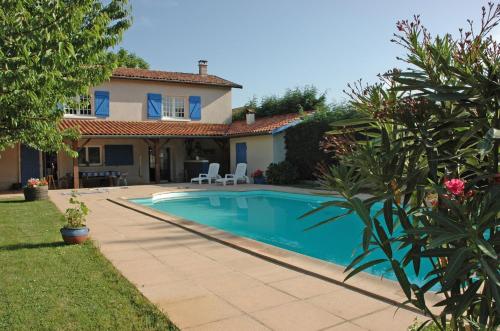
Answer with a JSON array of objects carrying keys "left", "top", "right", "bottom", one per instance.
[
  {"left": 0, "top": 0, "right": 131, "bottom": 154},
  {"left": 108, "top": 48, "right": 149, "bottom": 69},
  {"left": 234, "top": 86, "right": 327, "bottom": 120},
  {"left": 307, "top": 4, "right": 500, "bottom": 330}
]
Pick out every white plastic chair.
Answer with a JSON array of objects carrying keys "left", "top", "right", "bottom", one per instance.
[
  {"left": 216, "top": 163, "right": 250, "bottom": 186},
  {"left": 191, "top": 163, "right": 221, "bottom": 184}
]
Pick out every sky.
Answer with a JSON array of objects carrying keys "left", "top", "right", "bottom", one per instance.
[{"left": 120, "top": 0, "right": 498, "bottom": 107}]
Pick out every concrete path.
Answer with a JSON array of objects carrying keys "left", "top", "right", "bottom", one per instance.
[{"left": 49, "top": 184, "right": 424, "bottom": 331}]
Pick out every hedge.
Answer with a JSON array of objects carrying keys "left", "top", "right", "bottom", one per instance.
[{"left": 284, "top": 120, "right": 332, "bottom": 180}]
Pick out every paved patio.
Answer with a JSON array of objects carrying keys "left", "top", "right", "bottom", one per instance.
[{"left": 49, "top": 184, "right": 425, "bottom": 331}]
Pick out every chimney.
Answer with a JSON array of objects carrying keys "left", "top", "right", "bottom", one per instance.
[
  {"left": 246, "top": 109, "right": 255, "bottom": 125},
  {"left": 198, "top": 60, "right": 208, "bottom": 76}
]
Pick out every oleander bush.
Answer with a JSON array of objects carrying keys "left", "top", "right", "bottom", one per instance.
[{"left": 306, "top": 4, "right": 500, "bottom": 331}]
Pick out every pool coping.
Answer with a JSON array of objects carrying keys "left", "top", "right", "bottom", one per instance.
[{"left": 108, "top": 189, "right": 440, "bottom": 316}]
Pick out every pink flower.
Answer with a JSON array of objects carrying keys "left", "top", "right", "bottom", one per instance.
[{"left": 444, "top": 178, "right": 465, "bottom": 196}]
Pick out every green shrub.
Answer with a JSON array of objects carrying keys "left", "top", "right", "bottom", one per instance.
[
  {"left": 285, "top": 104, "right": 361, "bottom": 179},
  {"left": 265, "top": 161, "right": 299, "bottom": 185},
  {"left": 309, "top": 5, "right": 500, "bottom": 330},
  {"left": 285, "top": 120, "right": 331, "bottom": 179}
]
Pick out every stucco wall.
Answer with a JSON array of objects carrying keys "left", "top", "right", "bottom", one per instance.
[
  {"left": 272, "top": 132, "right": 286, "bottom": 163},
  {"left": 229, "top": 135, "right": 274, "bottom": 178},
  {"left": 82, "top": 79, "right": 232, "bottom": 124},
  {"left": 57, "top": 137, "right": 226, "bottom": 185},
  {"left": 58, "top": 138, "right": 151, "bottom": 185},
  {"left": 0, "top": 145, "right": 20, "bottom": 191},
  {"left": 229, "top": 133, "right": 288, "bottom": 181}
]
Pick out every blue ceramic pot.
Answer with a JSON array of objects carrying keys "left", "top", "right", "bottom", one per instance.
[{"left": 60, "top": 227, "right": 89, "bottom": 244}]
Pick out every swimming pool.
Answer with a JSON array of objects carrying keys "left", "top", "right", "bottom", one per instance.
[{"left": 131, "top": 190, "right": 431, "bottom": 285}]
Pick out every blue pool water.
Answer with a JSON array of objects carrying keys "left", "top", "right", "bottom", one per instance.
[{"left": 131, "top": 190, "right": 432, "bottom": 285}]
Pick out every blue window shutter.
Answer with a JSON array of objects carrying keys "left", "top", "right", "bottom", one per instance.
[
  {"left": 94, "top": 91, "right": 109, "bottom": 118},
  {"left": 189, "top": 96, "right": 201, "bottom": 120},
  {"left": 147, "top": 93, "right": 162, "bottom": 119}
]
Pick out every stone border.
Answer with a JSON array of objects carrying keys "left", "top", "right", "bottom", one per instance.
[{"left": 108, "top": 192, "right": 442, "bottom": 317}]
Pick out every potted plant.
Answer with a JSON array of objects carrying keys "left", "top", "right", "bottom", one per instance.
[
  {"left": 251, "top": 169, "right": 265, "bottom": 184},
  {"left": 60, "top": 193, "right": 90, "bottom": 244},
  {"left": 23, "top": 178, "right": 49, "bottom": 201}
]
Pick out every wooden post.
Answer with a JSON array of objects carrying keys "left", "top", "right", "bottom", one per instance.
[
  {"left": 154, "top": 139, "right": 161, "bottom": 184},
  {"left": 72, "top": 140, "right": 79, "bottom": 189}
]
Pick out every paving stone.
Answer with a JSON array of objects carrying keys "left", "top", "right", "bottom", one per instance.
[
  {"left": 159, "top": 295, "right": 241, "bottom": 329},
  {"left": 269, "top": 275, "right": 339, "bottom": 299},
  {"left": 251, "top": 300, "right": 344, "bottom": 331},
  {"left": 185, "top": 315, "right": 270, "bottom": 331},
  {"left": 217, "top": 284, "right": 297, "bottom": 313}
]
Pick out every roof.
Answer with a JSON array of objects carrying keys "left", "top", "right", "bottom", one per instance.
[
  {"left": 226, "top": 113, "right": 306, "bottom": 137},
  {"left": 111, "top": 67, "right": 242, "bottom": 89},
  {"left": 59, "top": 112, "right": 306, "bottom": 138},
  {"left": 59, "top": 119, "right": 228, "bottom": 137}
]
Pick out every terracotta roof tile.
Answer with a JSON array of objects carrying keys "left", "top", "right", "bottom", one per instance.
[
  {"left": 227, "top": 113, "right": 306, "bottom": 136},
  {"left": 112, "top": 67, "right": 242, "bottom": 88},
  {"left": 59, "top": 119, "right": 229, "bottom": 137},
  {"left": 59, "top": 113, "right": 307, "bottom": 138}
]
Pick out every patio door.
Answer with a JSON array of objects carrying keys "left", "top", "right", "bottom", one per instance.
[{"left": 149, "top": 147, "right": 171, "bottom": 182}]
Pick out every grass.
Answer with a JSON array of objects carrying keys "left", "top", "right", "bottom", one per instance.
[{"left": 0, "top": 198, "right": 177, "bottom": 331}]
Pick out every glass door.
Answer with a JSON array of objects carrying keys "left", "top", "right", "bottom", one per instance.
[
  {"left": 149, "top": 147, "right": 171, "bottom": 182},
  {"left": 160, "top": 147, "right": 171, "bottom": 181}
]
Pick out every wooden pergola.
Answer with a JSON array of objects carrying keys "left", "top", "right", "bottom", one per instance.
[{"left": 70, "top": 137, "right": 229, "bottom": 189}]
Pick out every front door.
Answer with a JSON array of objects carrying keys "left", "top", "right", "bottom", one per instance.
[
  {"left": 236, "top": 142, "right": 247, "bottom": 166},
  {"left": 21, "top": 145, "right": 40, "bottom": 185}
]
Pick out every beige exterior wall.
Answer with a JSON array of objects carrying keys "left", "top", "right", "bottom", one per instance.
[
  {"left": 71, "top": 79, "right": 232, "bottom": 124},
  {"left": 229, "top": 133, "right": 288, "bottom": 181},
  {"left": 272, "top": 132, "right": 287, "bottom": 163},
  {"left": 0, "top": 145, "right": 20, "bottom": 191},
  {"left": 57, "top": 137, "right": 226, "bottom": 186},
  {"left": 58, "top": 138, "right": 151, "bottom": 185}
]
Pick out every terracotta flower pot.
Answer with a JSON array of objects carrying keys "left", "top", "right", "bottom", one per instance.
[
  {"left": 23, "top": 186, "right": 49, "bottom": 201},
  {"left": 60, "top": 227, "right": 89, "bottom": 244}
]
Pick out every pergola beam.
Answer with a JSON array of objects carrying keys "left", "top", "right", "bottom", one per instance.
[
  {"left": 154, "top": 138, "right": 161, "bottom": 184},
  {"left": 72, "top": 140, "right": 79, "bottom": 189}
]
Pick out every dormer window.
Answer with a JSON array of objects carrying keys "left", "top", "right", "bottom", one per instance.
[
  {"left": 163, "top": 96, "right": 186, "bottom": 119},
  {"left": 64, "top": 95, "right": 92, "bottom": 116}
]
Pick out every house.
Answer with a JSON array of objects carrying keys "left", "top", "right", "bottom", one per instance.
[
  {"left": 227, "top": 112, "right": 304, "bottom": 178},
  {"left": 0, "top": 61, "right": 306, "bottom": 190}
]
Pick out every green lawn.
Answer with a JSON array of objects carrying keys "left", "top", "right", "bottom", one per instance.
[{"left": 0, "top": 198, "right": 177, "bottom": 331}]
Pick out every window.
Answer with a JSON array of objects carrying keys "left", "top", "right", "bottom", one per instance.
[
  {"left": 104, "top": 145, "right": 134, "bottom": 166},
  {"left": 163, "top": 96, "right": 186, "bottom": 119},
  {"left": 64, "top": 95, "right": 92, "bottom": 116},
  {"left": 78, "top": 146, "right": 102, "bottom": 166}
]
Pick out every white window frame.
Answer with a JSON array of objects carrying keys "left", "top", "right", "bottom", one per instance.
[
  {"left": 78, "top": 146, "right": 102, "bottom": 166},
  {"left": 162, "top": 96, "right": 188, "bottom": 120},
  {"left": 64, "top": 95, "right": 92, "bottom": 117}
]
